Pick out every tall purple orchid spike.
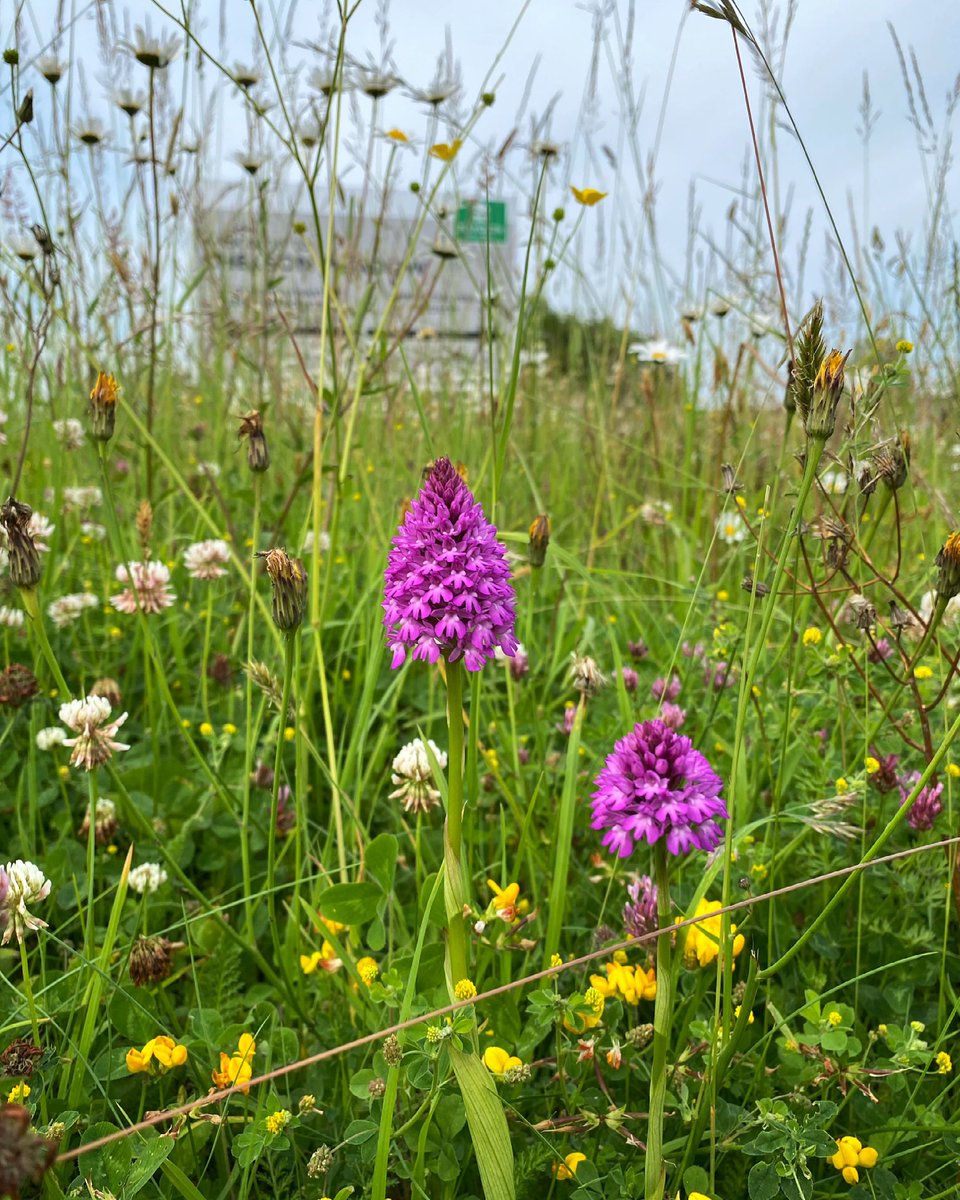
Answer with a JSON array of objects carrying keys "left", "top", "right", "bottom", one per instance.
[
  {"left": 383, "top": 458, "right": 518, "bottom": 671},
  {"left": 591, "top": 718, "right": 728, "bottom": 858}
]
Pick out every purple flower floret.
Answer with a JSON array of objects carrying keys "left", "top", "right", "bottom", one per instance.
[
  {"left": 899, "top": 770, "right": 943, "bottom": 832},
  {"left": 591, "top": 718, "right": 728, "bottom": 858},
  {"left": 383, "top": 458, "right": 517, "bottom": 671}
]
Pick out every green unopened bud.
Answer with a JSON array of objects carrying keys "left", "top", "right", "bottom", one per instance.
[
  {"left": 804, "top": 348, "right": 848, "bottom": 441},
  {"left": 481, "top": 91, "right": 495, "bottom": 107},
  {"left": 3, "top": 49, "right": 19, "bottom": 66},
  {"left": 528, "top": 513, "right": 550, "bottom": 567},
  {"left": 88, "top": 371, "right": 118, "bottom": 442},
  {"left": 238, "top": 409, "right": 269, "bottom": 472},
  {"left": 935, "top": 532, "right": 960, "bottom": 602},
  {"left": 259, "top": 547, "right": 307, "bottom": 633},
  {"left": 0, "top": 496, "right": 41, "bottom": 589}
]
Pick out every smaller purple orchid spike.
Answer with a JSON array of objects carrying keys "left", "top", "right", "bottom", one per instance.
[{"left": 383, "top": 458, "right": 517, "bottom": 671}]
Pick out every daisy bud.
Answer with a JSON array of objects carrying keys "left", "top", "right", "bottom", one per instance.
[
  {"left": 528, "top": 513, "right": 551, "bottom": 568},
  {"left": 238, "top": 410, "right": 270, "bottom": 473},
  {"left": 260, "top": 548, "right": 307, "bottom": 634},
  {"left": 88, "top": 371, "right": 118, "bottom": 442},
  {"left": 0, "top": 498, "right": 42, "bottom": 589}
]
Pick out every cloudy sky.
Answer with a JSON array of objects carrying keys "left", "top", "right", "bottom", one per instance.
[{"left": 7, "top": 0, "right": 959, "bottom": 336}]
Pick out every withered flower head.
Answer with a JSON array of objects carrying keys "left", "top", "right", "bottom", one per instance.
[
  {"left": 528, "top": 513, "right": 551, "bottom": 568},
  {"left": 0, "top": 665, "right": 39, "bottom": 709},
  {"left": 88, "top": 371, "right": 119, "bottom": 442},
  {"left": 0, "top": 1039, "right": 42, "bottom": 1079},
  {"left": 0, "top": 498, "right": 41, "bottom": 589},
  {"left": 128, "top": 934, "right": 176, "bottom": 987},
  {"left": 847, "top": 594, "right": 876, "bottom": 631},
  {"left": 0, "top": 1104, "right": 58, "bottom": 1199},
  {"left": 89, "top": 677, "right": 122, "bottom": 708},
  {"left": 804, "top": 349, "right": 849, "bottom": 442},
  {"left": 873, "top": 434, "right": 909, "bottom": 491},
  {"left": 79, "top": 797, "right": 118, "bottom": 847},
  {"left": 570, "top": 651, "right": 606, "bottom": 696},
  {"left": 259, "top": 548, "right": 307, "bottom": 633},
  {"left": 720, "top": 463, "right": 744, "bottom": 495},
  {"left": 238, "top": 410, "right": 270, "bottom": 473},
  {"left": 741, "top": 574, "right": 769, "bottom": 598},
  {"left": 935, "top": 532, "right": 960, "bottom": 602}
]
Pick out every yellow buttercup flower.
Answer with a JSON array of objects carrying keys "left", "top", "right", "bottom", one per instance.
[
  {"left": 570, "top": 186, "right": 607, "bottom": 206},
  {"left": 552, "top": 1152, "right": 587, "bottom": 1180},
  {"left": 429, "top": 139, "right": 462, "bottom": 162},
  {"left": 483, "top": 1045, "right": 522, "bottom": 1075},
  {"left": 913, "top": 665, "right": 933, "bottom": 680}
]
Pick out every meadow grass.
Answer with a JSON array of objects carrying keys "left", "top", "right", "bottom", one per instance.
[{"left": 1, "top": 4, "right": 960, "bottom": 1200}]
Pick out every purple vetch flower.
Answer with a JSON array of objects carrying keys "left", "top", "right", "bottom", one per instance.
[
  {"left": 868, "top": 637, "right": 894, "bottom": 663},
  {"left": 706, "top": 661, "right": 735, "bottom": 691},
  {"left": 660, "top": 702, "right": 686, "bottom": 730},
  {"left": 621, "top": 666, "right": 639, "bottom": 693},
  {"left": 868, "top": 746, "right": 899, "bottom": 794},
  {"left": 591, "top": 719, "right": 728, "bottom": 858},
  {"left": 899, "top": 771, "right": 943, "bottom": 831},
  {"left": 682, "top": 641, "right": 705, "bottom": 660},
  {"left": 651, "top": 674, "right": 681, "bottom": 702},
  {"left": 623, "top": 874, "right": 658, "bottom": 939},
  {"left": 383, "top": 458, "right": 517, "bottom": 671}
]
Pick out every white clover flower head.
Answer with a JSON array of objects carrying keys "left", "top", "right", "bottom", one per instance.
[
  {"left": 59, "top": 695, "right": 130, "bottom": 771},
  {"left": 2, "top": 859, "right": 51, "bottom": 945},
  {"left": 27, "top": 512, "right": 54, "bottom": 552},
  {"left": 183, "top": 539, "right": 230, "bottom": 580},
  {"left": 302, "top": 529, "right": 332, "bottom": 555},
  {"left": 62, "top": 486, "right": 103, "bottom": 510},
  {"left": 47, "top": 592, "right": 99, "bottom": 628},
  {"left": 389, "top": 738, "right": 448, "bottom": 814},
  {"left": 715, "top": 511, "right": 748, "bottom": 545},
  {"left": 53, "top": 417, "right": 86, "bottom": 448},
  {"left": 110, "top": 560, "right": 176, "bottom": 615},
  {"left": 128, "top": 862, "right": 168, "bottom": 894},
  {"left": 36, "top": 726, "right": 67, "bottom": 751},
  {"left": 80, "top": 521, "right": 107, "bottom": 541},
  {"left": 0, "top": 605, "right": 25, "bottom": 628}
]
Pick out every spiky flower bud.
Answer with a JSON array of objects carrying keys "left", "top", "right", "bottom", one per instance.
[
  {"left": 88, "top": 371, "right": 118, "bottom": 442},
  {"left": 805, "top": 349, "right": 849, "bottom": 442},
  {"left": 935, "top": 532, "right": 960, "bottom": 602},
  {"left": 528, "top": 513, "right": 551, "bottom": 568},
  {"left": 238, "top": 410, "right": 270, "bottom": 473},
  {"left": 625, "top": 1023, "right": 654, "bottom": 1049},
  {"left": 259, "top": 548, "right": 307, "bottom": 634},
  {"left": 306, "top": 1145, "right": 335, "bottom": 1178},
  {"left": 0, "top": 498, "right": 41, "bottom": 589},
  {"left": 790, "top": 303, "right": 824, "bottom": 423},
  {"left": 128, "top": 934, "right": 175, "bottom": 987}
]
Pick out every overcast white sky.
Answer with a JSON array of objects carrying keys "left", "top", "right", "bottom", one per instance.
[{"left": 7, "top": 0, "right": 960, "bottom": 336}]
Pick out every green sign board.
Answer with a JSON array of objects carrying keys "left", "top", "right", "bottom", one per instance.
[{"left": 455, "top": 200, "right": 507, "bottom": 244}]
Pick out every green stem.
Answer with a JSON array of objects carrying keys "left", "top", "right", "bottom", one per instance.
[
  {"left": 85, "top": 772, "right": 98, "bottom": 962},
  {"left": 242, "top": 476, "right": 263, "bottom": 940},
  {"left": 444, "top": 657, "right": 469, "bottom": 990},
  {"left": 267, "top": 634, "right": 297, "bottom": 954},
  {"left": 644, "top": 841, "right": 674, "bottom": 1200},
  {"left": 19, "top": 937, "right": 41, "bottom": 1045},
  {"left": 20, "top": 587, "right": 71, "bottom": 698}
]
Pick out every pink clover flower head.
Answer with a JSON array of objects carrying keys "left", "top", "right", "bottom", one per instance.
[
  {"left": 111, "top": 560, "right": 176, "bottom": 614},
  {"left": 899, "top": 770, "right": 943, "bottom": 831},
  {"left": 623, "top": 874, "right": 658, "bottom": 939},
  {"left": 59, "top": 695, "right": 130, "bottom": 771},
  {"left": 660, "top": 702, "right": 686, "bottom": 730},
  {"left": 621, "top": 666, "right": 639, "bottom": 693},
  {"left": 183, "top": 539, "right": 230, "bottom": 580},
  {"left": 591, "top": 718, "right": 727, "bottom": 858},
  {"left": 651, "top": 674, "right": 680, "bottom": 702},
  {"left": 383, "top": 458, "right": 517, "bottom": 671}
]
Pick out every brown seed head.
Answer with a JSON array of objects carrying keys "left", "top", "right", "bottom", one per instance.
[
  {"left": 128, "top": 934, "right": 175, "bottom": 987},
  {"left": 238, "top": 410, "right": 270, "bottom": 473},
  {"left": 0, "top": 1040, "right": 42, "bottom": 1079}
]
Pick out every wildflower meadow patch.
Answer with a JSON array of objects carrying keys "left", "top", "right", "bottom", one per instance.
[{"left": 1, "top": 3, "right": 959, "bottom": 1200}]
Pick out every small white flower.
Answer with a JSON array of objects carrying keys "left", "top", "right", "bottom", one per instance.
[
  {"left": 53, "top": 417, "right": 85, "bottom": 448},
  {"left": 629, "top": 339, "right": 686, "bottom": 366},
  {"left": 110, "top": 560, "right": 176, "bottom": 615},
  {"left": 183, "top": 539, "right": 230, "bottom": 580},
  {"left": 716, "top": 512, "right": 748, "bottom": 545},
  {"left": 0, "top": 409, "right": 7, "bottom": 446},
  {"left": 63, "top": 486, "right": 103, "bottom": 510},
  {"left": 80, "top": 521, "right": 107, "bottom": 541},
  {"left": 59, "top": 695, "right": 130, "bottom": 771},
  {"left": 27, "top": 512, "right": 54, "bottom": 552},
  {"left": 389, "top": 739, "right": 448, "bottom": 814},
  {"left": 917, "top": 589, "right": 960, "bottom": 630},
  {"left": 302, "top": 529, "right": 331, "bottom": 555},
  {"left": 639, "top": 500, "right": 674, "bottom": 526},
  {"left": 2, "top": 859, "right": 51, "bottom": 945},
  {"left": 128, "top": 862, "right": 168, "bottom": 894},
  {"left": 47, "top": 592, "right": 99, "bottom": 628},
  {"left": 0, "top": 605, "right": 24, "bottom": 628},
  {"left": 820, "top": 469, "right": 848, "bottom": 495},
  {"left": 36, "top": 726, "right": 67, "bottom": 751}
]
